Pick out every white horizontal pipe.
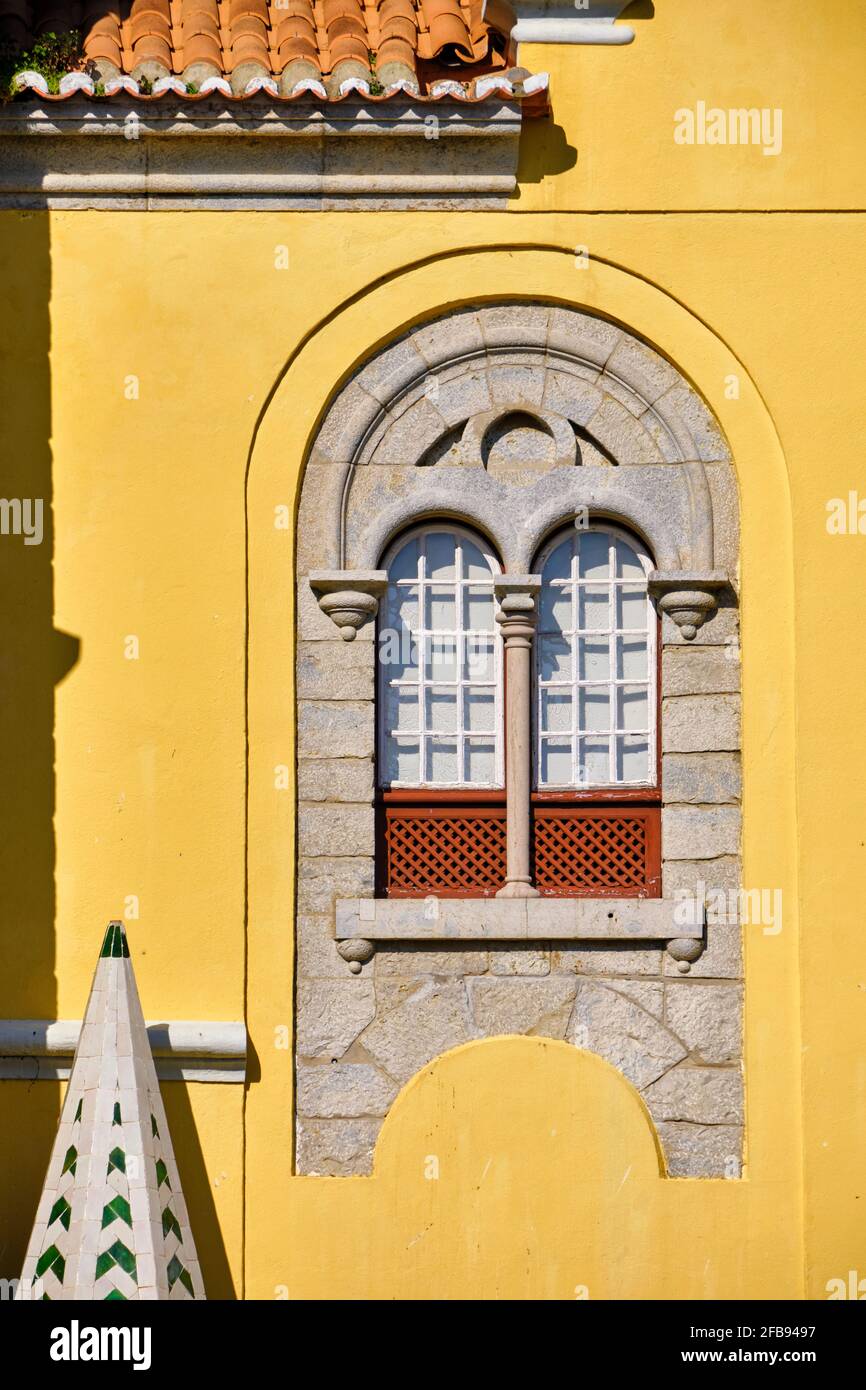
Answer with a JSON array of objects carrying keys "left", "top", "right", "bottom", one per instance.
[
  {"left": 514, "top": 18, "right": 634, "bottom": 42},
  {"left": 0, "top": 1019, "right": 246, "bottom": 1059}
]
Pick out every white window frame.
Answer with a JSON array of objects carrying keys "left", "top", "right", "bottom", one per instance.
[
  {"left": 533, "top": 522, "right": 658, "bottom": 791},
  {"left": 378, "top": 523, "right": 504, "bottom": 791}
]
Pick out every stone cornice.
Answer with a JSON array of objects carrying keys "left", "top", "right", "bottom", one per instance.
[{"left": 0, "top": 95, "right": 532, "bottom": 210}]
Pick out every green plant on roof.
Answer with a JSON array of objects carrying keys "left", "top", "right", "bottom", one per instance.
[
  {"left": 367, "top": 48, "right": 384, "bottom": 97},
  {"left": 0, "top": 29, "right": 83, "bottom": 100}
]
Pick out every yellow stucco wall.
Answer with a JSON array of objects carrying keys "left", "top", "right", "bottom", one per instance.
[{"left": 0, "top": 0, "right": 863, "bottom": 1299}]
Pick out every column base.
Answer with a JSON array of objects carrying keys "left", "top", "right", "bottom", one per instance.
[{"left": 496, "top": 880, "right": 541, "bottom": 899}]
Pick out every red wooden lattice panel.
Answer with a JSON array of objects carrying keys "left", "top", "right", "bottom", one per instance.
[
  {"left": 533, "top": 807, "right": 660, "bottom": 897},
  {"left": 384, "top": 808, "right": 506, "bottom": 896}
]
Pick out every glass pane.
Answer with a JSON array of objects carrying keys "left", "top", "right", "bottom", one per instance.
[
  {"left": 617, "top": 585, "right": 647, "bottom": 630},
  {"left": 386, "top": 737, "right": 419, "bottom": 784},
  {"left": 426, "top": 586, "right": 456, "bottom": 629},
  {"left": 614, "top": 538, "right": 644, "bottom": 578},
  {"left": 464, "top": 739, "right": 496, "bottom": 783},
  {"left": 542, "top": 538, "right": 572, "bottom": 583},
  {"left": 539, "top": 739, "right": 572, "bottom": 785},
  {"left": 578, "top": 687, "right": 610, "bottom": 733},
  {"left": 426, "top": 739, "right": 459, "bottom": 783},
  {"left": 462, "top": 538, "right": 491, "bottom": 580},
  {"left": 539, "top": 585, "right": 571, "bottom": 633},
  {"left": 379, "top": 625, "right": 418, "bottom": 681},
  {"left": 541, "top": 689, "right": 572, "bottom": 733},
  {"left": 578, "top": 586, "right": 610, "bottom": 631},
  {"left": 426, "top": 688, "right": 458, "bottom": 733},
  {"left": 389, "top": 538, "right": 419, "bottom": 583},
  {"left": 426, "top": 635, "right": 457, "bottom": 682},
  {"left": 618, "top": 685, "right": 649, "bottom": 732},
  {"left": 388, "top": 686, "right": 419, "bottom": 733},
  {"left": 465, "top": 636, "right": 495, "bottom": 683},
  {"left": 579, "top": 638, "right": 610, "bottom": 680},
  {"left": 465, "top": 586, "right": 495, "bottom": 631},
  {"left": 617, "top": 637, "right": 648, "bottom": 680},
  {"left": 466, "top": 690, "right": 496, "bottom": 733},
  {"left": 617, "top": 735, "right": 649, "bottom": 782},
  {"left": 425, "top": 531, "right": 456, "bottom": 580},
  {"left": 387, "top": 584, "right": 418, "bottom": 632},
  {"left": 578, "top": 738, "right": 610, "bottom": 784},
  {"left": 538, "top": 634, "right": 572, "bottom": 681},
  {"left": 578, "top": 531, "right": 610, "bottom": 580}
]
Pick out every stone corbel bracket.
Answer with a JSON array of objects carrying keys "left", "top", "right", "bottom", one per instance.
[
  {"left": 309, "top": 569, "right": 387, "bottom": 641},
  {"left": 648, "top": 570, "right": 731, "bottom": 641},
  {"left": 335, "top": 898, "right": 707, "bottom": 972}
]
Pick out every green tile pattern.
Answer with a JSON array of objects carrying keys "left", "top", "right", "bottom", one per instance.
[
  {"left": 101, "top": 1194, "right": 132, "bottom": 1229},
  {"left": 99, "top": 920, "right": 130, "bottom": 958},
  {"left": 95, "top": 1238, "right": 138, "bottom": 1283},
  {"left": 35, "top": 1244, "right": 65, "bottom": 1284},
  {"left": 61, "top": 1145, "right": 77, "bottom": 1177},
  {"left": 167, "top": 1253, "right": 195, "bottom": 1298},
  {"left": 49, "top": 1195, "right": 72, "bottom": 1232},
  {"left": 107, "top": 1146, "right": 126, "bottom": 1176}
]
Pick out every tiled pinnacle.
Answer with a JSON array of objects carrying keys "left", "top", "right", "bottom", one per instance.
[{"left": 16, "top": 921, "right": 205, "bottom": 1301}]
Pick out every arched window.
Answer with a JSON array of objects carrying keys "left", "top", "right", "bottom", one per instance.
[
  {"left": 535, "top": 525, "right": 657, "bottom": 789},
  {"left": 378, "top": 526, "right": 503, "bottom": 790}
]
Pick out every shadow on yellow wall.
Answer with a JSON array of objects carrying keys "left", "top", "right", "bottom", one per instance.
[{"left": 0, "top": 215, "right": 79, "bottom": 1276}]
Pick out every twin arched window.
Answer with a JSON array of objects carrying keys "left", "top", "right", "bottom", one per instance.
[{"left": 378, "top": 521, "right": 656, "bottom": 793}]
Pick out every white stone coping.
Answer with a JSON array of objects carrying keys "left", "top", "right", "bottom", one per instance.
[
  {"left": 335, "top": 897, "right": 704, "bottom": 941},
  {"left": 0, "top": 1019, "right": 246, "bottom": 1083},
  {"left": 511, "top": 0, "right": 635, "bottom": 45}
]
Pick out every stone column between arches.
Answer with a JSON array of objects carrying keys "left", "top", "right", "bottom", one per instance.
[{"left": 295, "top": 302, "right": 743, "bottom": 1178}]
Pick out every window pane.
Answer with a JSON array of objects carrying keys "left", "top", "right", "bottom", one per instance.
[
  {"left": 578, "top": 738, "right": 610, "bottom": 783},
  {"left": 540, "top": 585, "right": 571, "bottom": 632},
  {"left": 466, "top": 586, "right": 495, "bottom": 631},
  {"left": 538, "top": 634, "right": 572, "bottom": 681},
  {"left": 614, "top": 538, "right": 644, "bottom": 578},
  {"left": 618, "top": 685, "right": 649, "bottom": 731},
  {"left": 578, "top": 586, "right": 609, "bottom": 631},
  {"left": 426, "top": 739, "right": 459, "bottom": 783},
  {"left": 426, "top": 635, "right": 457, "bottom": 682},
  {"left": 388, "top": 687, "right": 419, "bottom": 732},
  {"left": 578, "top": 687, "right": 610, "bottom": 733},
  {"left": 465, "top": 635, "right": 495, "bottom": 683},
  {"left": 578, "top": 531, "right": 610, "bottom": 579},
  {"left": 386, "top": 738, "right": 419, "bottom": 784},
  {"left": 379, "top": 626, "right": 418, "bottom": 681},
  {"left": 389, "top": 538, "right": 418, "bottom": 582},
  {"left": 542, "top": 538, "right": 572, "bottom": 583},
  {"left": 616, "top": 586, "right": 647, "bottom": 629},
  {"left": 426, "top": 586, "right": 456, "bottom": 629},
  {"left": 540, "top": 740, "right": 572, "bottom": 785},
  {"left": 579, "top": 638, "right": 610, "bottom": 680},
  {"left": 466, "top": 690, "right": 495, "bottom": 733},
  {"left": 426, "top": 688, "right": 458, "bottom": 733},
  {"left": 387, "top": 584, "right": 418, "bottom": 632},
  {"left": 617, "top": 735, "right": 649, "bottom": 782},
  {"left": 464, "top": 739, "right": 495, "bottom": 782},
  {"left": 541, "top": 689, "right": 572, "bottom": 733},
  {"left": 425, "top": 531, "right": 456, "bottom": 580},
  {"left": 617, "top": 637, "right": 648, "bottom": 680},
  {"left": 462, "top": 538, "right": 491, "bottom": 579}
]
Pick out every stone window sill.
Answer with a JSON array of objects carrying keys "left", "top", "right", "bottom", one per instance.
[{"left": 335, "top": 897, "right": 705, "bottom": 973}]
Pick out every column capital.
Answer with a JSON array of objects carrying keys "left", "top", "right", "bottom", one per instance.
[
  {"left": 308, "top": 569, "right": 387, "bottom": 641},
  {"left": 494, "top": 575, "right": 541, "bottom": 646}
]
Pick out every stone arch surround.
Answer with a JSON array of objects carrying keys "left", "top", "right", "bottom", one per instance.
[{"left": 295, "top": 301, "right": 743, "bottom": 1179}]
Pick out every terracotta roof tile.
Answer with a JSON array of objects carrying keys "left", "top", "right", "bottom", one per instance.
[{"left": 3, "top": 0, "right": 553, "bottom": 105}]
